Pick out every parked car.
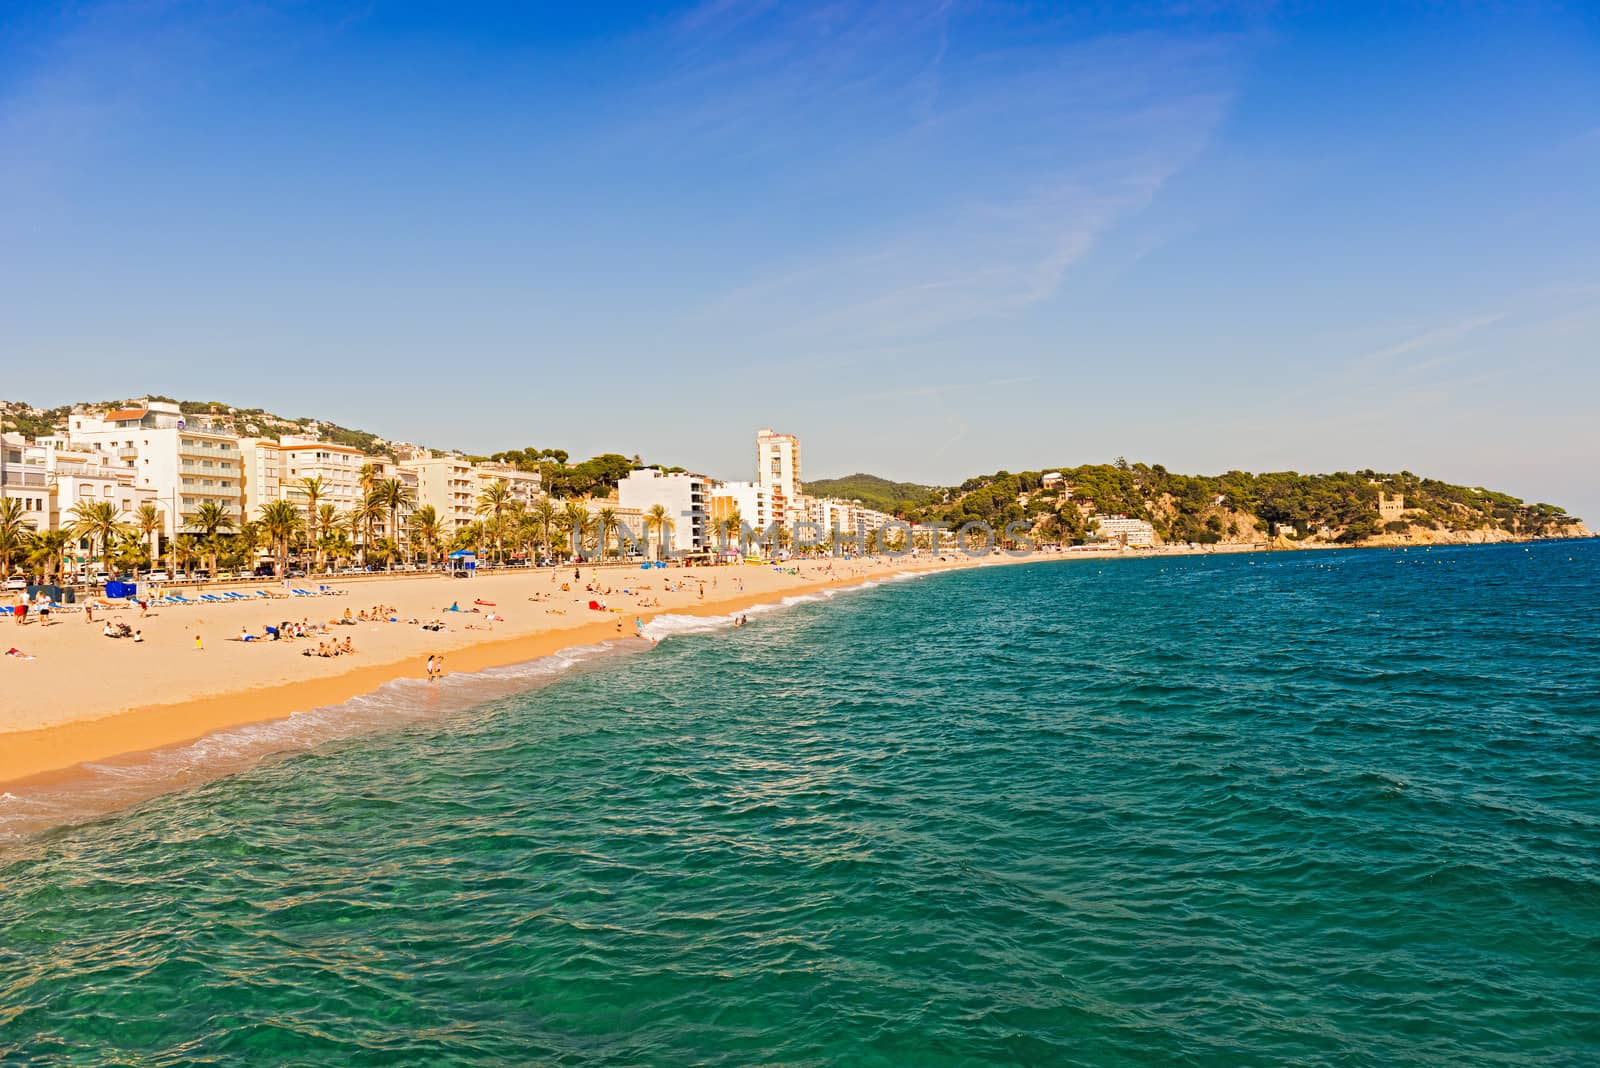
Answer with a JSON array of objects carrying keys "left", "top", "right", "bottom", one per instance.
[
  {"left": 4, "top": 576, "right": 27, "bottom": 591},
  {"left": 147, "top": 570, "right": 171, "bottom": 582}
]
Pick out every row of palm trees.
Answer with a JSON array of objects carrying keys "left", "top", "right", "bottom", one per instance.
[
  {"left": 1, "top": 496, "right": 170, "bottom": 586},
  {"left": 1, "top": 477, "right": 681, "bottom": 587},
  {"left": 5, "top": 468, "right": 912, "bottom": 587},
  {"left": 467, "top": 491, "right": 668, "bottom": 564}
]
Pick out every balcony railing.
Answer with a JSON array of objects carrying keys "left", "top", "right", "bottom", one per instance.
[
  {"left": 0, "top": 469, "right": 47, "bottom": 488},
  {"left": 180, "top": 442, "right": 238, "bottom": 459}
]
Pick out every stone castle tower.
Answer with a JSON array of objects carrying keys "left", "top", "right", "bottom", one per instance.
[{"left": 1377, "top": 492, "right": 1406, "bottom": 522}]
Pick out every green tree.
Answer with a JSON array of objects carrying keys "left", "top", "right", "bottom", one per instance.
[
  {"left": 352, "top": 491, "right": 384, "bottom": 568},
  {"left": 189, "top": 500, "right": 236, "bottom": 579},
  {"left": 477, "top": 480, "right": 514, "bottom": 564},
  {"left": 372, "top": 479, "right": 415, "bottom": 570},
  {"left": 0, "top": 498, "right": 32, "bottom": 580},
  {"left": 645, "top": 504, "right": 671, "bottom": 561},
  {"left": 595, "top": 507, "right": 619, "bottom": 560},
  {"left": 563, "top": 501, "right": 590, "bottom": 561},
  {"left": 409, "top": 505, "right": 444, "bottom": 568},
  {"left": 298, "top": 475, "right": 327, "bottom": 568},
  {"left": 258, "top": 499, "right": 303, "bottom": 579},
  {"left": 70, "top": 499, "right": 127, "bottom": 583},
  {"left": 173, "top": 534, "right": 202, "bottom": 579},
  {"left": 133, "top": 503, "right": 165, "bottom": 582},
  {"left": 26, "top": 528, "right": 72, "bottom": 585},
  {"left": 529, "top": 498, "right": 558, "bottom": 560}
]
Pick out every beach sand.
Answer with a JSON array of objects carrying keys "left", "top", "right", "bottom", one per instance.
[{"left": 2, "top": 553, "right": 1024, "bottom": 786}]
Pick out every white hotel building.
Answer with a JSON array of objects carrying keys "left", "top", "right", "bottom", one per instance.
[
  {"left": 755, "top": 427, "right": 803, "bottom": 526},
  {"left": 1094, "top": 515, "right": 1156, "bottom": 547},
  {"left": 617, "top": 469, "right": 710, "bottom": 554},
  {"left": 67, "top": 401, "right": 242, "bottom": 538},
  {"left": 280, "top": 438, "right": 364, "bottom": 513}
]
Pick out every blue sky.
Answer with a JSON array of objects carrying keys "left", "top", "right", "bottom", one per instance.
[{"left": 3, "top": 1, "right": 1598, "bottom": 519}]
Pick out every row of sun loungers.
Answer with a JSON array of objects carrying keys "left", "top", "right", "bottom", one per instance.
[
  {"left": 21, "top": 584, "right": 354, "bottom": 618},
  {"left": 154, "top": 586, "right": 349, "bottom": 606}
]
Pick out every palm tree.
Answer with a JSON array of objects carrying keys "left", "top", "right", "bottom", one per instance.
[
  {"left": 258, "top": 499, "right": 303, "bottom": 579},
  {"left": 70, "top": 499, "right": 127, "bottom": 583},
  {"left": 113, "top": 529, "right": 151, "bottom": 576},
  {"left": 449, "top": 521, "right": 486, "bottom": 561},
  {"left": 529, "top": 498, "right": 558, "bottom": 562},
  {"left": 0, "top": 498, "right": 32, "bottom": 581},
  {"left": 367, "top": 537, "right": 401, "bottom": 570},
  {"left": 173, "top": 534, "right": 202, "bottom": 580},
  {"left": 646, "top": 504, "right": 671, "bottom": 562},
  {"left": 27, "top": 528, "right": 72, "bottom": 585},
  {"left": 719, "top": 510, "right": 742, "bottom": 555},
  {"left": 372, "top": 478, "right": 415, "bottom": 570},
  {"left": 347, "top": 492, "right": 376, "bottom": 567},
  {"left": 409, "top": 505, "right": 444, "bottom": 569},
  {"left": 313, "top": 503, "right": 344, "bottom": 573},
  {"left": 596, "top": 507, "right": 619, "bottom": 560},
  {"left": 133, "top": 503, "right": 164, "bottom": 581},
  {"left": 189, "top": 501, "right": 235, "bottom": 580},
  {"left": 477, "top": 480, "right": 513, "bottom": 564},
  {"left": 235, "top": 520, "right": 265, "bottom": 575},
  {"left": 298, "top": 475, "right": 328, "bottom": 565},
  {"left": 562, "top": 502, "right": 590, "bottom": 562}
]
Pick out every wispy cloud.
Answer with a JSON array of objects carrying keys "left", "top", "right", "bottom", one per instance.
[
  {"left": 625, "top": 7, "right": 1249, "bottom": 345},
  {"left": 1252, "top": 284, "right": 1600, "bottom": 430},
  {"left": 1353, "top": 313, "right": 1506, "bottom": 367}
]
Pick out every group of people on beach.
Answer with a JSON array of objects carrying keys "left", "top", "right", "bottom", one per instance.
[
  {"left": 303, "top": 637, "right": 356, "bottom": 658},
  {"left": 103, "top": 621, "right": 139, "bottom": 641},
  {"left": 342, "top": 605, "right": 399, "bottom": 624}
]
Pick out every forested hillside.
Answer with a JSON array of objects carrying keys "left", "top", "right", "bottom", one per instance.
[
  {"left": 802, "top": 473, "right": 942, "bottom": 514},
  {"left": 914, "top": 461, "right": 1584, "bottom": 546}
]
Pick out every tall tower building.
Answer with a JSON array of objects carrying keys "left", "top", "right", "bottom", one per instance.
[{"left": 755, "top": 428, "right": 801, "bottom": 525}]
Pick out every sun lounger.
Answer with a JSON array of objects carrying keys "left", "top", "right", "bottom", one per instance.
[{"left": 199, "top": 594, "right": 226, "bottom": 603}]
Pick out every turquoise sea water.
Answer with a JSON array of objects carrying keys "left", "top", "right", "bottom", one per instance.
[{"left": 2, "top": 542, "right": 1598, "bottom": 1065}]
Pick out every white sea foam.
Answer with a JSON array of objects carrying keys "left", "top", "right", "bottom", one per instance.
[
  {"left": 1, "top": 571, "right": 945, "bottom": 845},
  {"left": 638, "top": 572, "right": 923, "bottom": 642}
]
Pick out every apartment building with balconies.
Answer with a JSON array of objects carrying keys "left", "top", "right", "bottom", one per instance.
[{"left": 67, "top": 401, "right": 242, "bottom": 537}]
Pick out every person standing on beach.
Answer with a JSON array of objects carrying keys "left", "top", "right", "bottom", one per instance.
[{"left": 194, "top": 634, "right": 204, "bottom": 651}]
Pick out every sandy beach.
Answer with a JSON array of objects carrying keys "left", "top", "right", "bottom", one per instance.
[{"left": 2, "top": 551, "right": 1055, "bottom": 786}]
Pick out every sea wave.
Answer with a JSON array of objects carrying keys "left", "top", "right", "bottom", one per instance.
[{"left": 0, "top": 641, "right": 636, "bottom": 845}]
